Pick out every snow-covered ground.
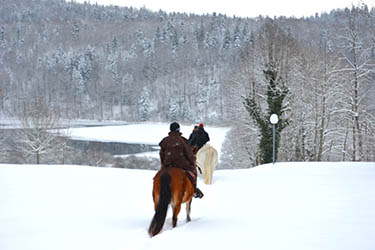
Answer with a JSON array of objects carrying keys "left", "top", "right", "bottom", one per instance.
[
  {"left": 1, "top": 162, "right": 375, "bottom": 250},
  {"left": 1, "top": 123, "right": 375, "bottom": 250}
]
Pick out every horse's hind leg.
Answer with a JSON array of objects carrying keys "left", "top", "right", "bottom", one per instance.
[
  {"left": 172, "top": 204, "right": 181, "bottom": 227},
  {"left": 186, "top": 199, "right": 192, "bottom": 222}
]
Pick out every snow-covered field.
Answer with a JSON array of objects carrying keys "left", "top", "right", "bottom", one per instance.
[
  {"left": 1, "top": 162, "right": 375, "bottom": 250},
  {"left": 1, "top": 123, "right": 375, "bottom": 250}
]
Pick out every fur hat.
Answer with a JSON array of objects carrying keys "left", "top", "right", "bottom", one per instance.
[
  {"left": 170, "top": 122, "right": 180, "bottom": 132},
  {"left": 199, "top": 123, "right": 204, "bottom": 127}
]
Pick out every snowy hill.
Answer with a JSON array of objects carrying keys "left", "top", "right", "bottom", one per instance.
[{"left": 1, "top": 162, "right": 374, "bottom": 250}]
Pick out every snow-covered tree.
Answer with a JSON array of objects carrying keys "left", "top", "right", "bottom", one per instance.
[
  {"left": 139, "top": 87, "right": 150, "bottom": 121},
  {"left": 243, "top": 20, "right": 292, "bottom": 164},
  {"left": 12, "top": 97, "right": 64, "bottom": 164},
  {"left": 169, "top": 101, "right": 178, "bottom": 122},
  {"left": 0, "top": 26, "right": 5, "bottom": 49},
  {"left": 337, "top": 6, "right": 374, "bottom": 161}
]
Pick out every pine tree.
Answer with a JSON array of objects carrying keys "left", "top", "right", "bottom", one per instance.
[
  {"left": 222, "top": 29, "right": 232, "bottom": 49},
  {"left": 139, "top": 87, "right": 150, "bottom": 121},
  {"left": 244, "top": 63, "right": 289, "bottom": 163},
  {"left": 0, "top": 26, "right": 5, "bottom": 49},
  {"left": 169, "top": 102, "right": 178, "bottom": 122},
  {"left": 72, "top": 23, "right": 79, "bottom": 41}
]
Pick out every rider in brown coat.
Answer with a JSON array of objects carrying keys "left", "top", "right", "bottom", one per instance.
[{"left": 159, "top": 122, "right": 204, "bottom": 198}]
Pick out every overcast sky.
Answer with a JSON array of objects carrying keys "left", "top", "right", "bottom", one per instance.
[{"left": 73, "top": 0, "right": 375, "bottom": 18}]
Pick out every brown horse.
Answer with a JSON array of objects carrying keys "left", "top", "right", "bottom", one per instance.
[{"left": 148, "top": 167, "right": 195, "bottom": 237}]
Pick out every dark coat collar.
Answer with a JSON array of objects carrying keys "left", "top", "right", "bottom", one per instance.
[{"left": 168, "top": 131, "right": 182, "bottom": 136}]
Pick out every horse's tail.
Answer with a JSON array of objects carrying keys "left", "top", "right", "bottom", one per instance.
[
  {"left": 204, "top": 147, "right": 212, "bottom": 184},
  {"left": 148, "top": 171, "right": 171, "bottom": 237},
  {"left": 206, "top": 147, "right": 214, "bottom": 166},
  {"left": 204, "top": 146, "right": 218, "bottom": 184}
]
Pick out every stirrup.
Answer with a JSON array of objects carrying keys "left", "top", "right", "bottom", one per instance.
[{"left": 194, "top": 188, "right": 204, "bottom": 198}]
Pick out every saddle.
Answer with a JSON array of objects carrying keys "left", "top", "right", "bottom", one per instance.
[
  {"left": 184, "top": 169, "right": 204, "bottom": 198},
  {"left": 161, "top": 165, "right": 203, "bottom": 199},
  {"left": 184, "top": 169, "right": 197, "bottom": 187}
]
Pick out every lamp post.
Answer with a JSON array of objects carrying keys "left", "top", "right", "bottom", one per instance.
[{"left": 270, "top": 114, "right": 279, "bottom": 165}]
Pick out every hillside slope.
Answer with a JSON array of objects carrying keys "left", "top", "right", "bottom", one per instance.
[{"left": 1, "top": 162, "right": 374, "bottom": 250}]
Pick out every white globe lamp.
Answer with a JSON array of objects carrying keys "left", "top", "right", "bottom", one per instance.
[{"left": 270, "top": 114, "right": 279, "bottom": 124}]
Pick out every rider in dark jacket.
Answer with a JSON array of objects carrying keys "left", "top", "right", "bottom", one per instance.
[
  {"left": 188, "top": 125, "right": 198, "bottom": 143},
  {"left": 159, "top": 122, "right": 204, "bottom": 198},
  {"left": 189, "top": 123, "right": 210, "bottom": 151}
]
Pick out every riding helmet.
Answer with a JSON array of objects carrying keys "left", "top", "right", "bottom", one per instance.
[{"left": 170, "top": 122, "right": 180, "bottom": 132}]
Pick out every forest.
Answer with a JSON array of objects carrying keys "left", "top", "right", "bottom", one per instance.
[{"left": 0, "top": 0, "right": 374, "bottom": 167}]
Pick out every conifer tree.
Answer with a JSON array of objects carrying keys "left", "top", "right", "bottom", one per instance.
[
  {"left": 139, "top": 87, "right": 150, "bottom": 121},
  {"left": 244, "top": 63, "right": 289, "bottom": 163}
]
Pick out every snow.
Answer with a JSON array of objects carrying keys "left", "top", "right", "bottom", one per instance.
[
  {"left": 64, "top": 123, "right": 230, "bottom": 159},
  {"left": 1, "top": 162, "right": 375, "bottom": 250},
  {"left": 1, "top": 123, "right": 375, "bottom": 250}
]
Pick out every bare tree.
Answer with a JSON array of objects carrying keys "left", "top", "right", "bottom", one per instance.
[
  {"left": 220, "top": 35, "right": 259, "bottom": 167},
  {"left": 337, "top": 7, "right": 374, "bottom": 161},
  {"left": 12, "top": 97, "right": 64, "bottom": 164},
  {"left": 287, "top": 43, "right": 345, "bottom": 161}
]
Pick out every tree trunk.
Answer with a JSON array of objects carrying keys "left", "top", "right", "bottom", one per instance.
[
  {"left": 317, "top": 96, "right": 326, "bottom": 161},
  {"left": 36, "top": 151, "right": 40, "bottom": 164},
  {"left": 343, "top": 126, "right": 348, "bottom": 161}
]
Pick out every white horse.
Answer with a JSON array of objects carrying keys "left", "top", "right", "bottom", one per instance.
[{"left": 196, "top": 144, "right": 218, "bottom": 185}]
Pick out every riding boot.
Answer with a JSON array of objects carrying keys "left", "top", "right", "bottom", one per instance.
[
  {"left": 194, "top": 186, "right": 204, "bottom": 198},
  {"left": 186, "top": 168, "right": 203, "bottom": 198}
]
